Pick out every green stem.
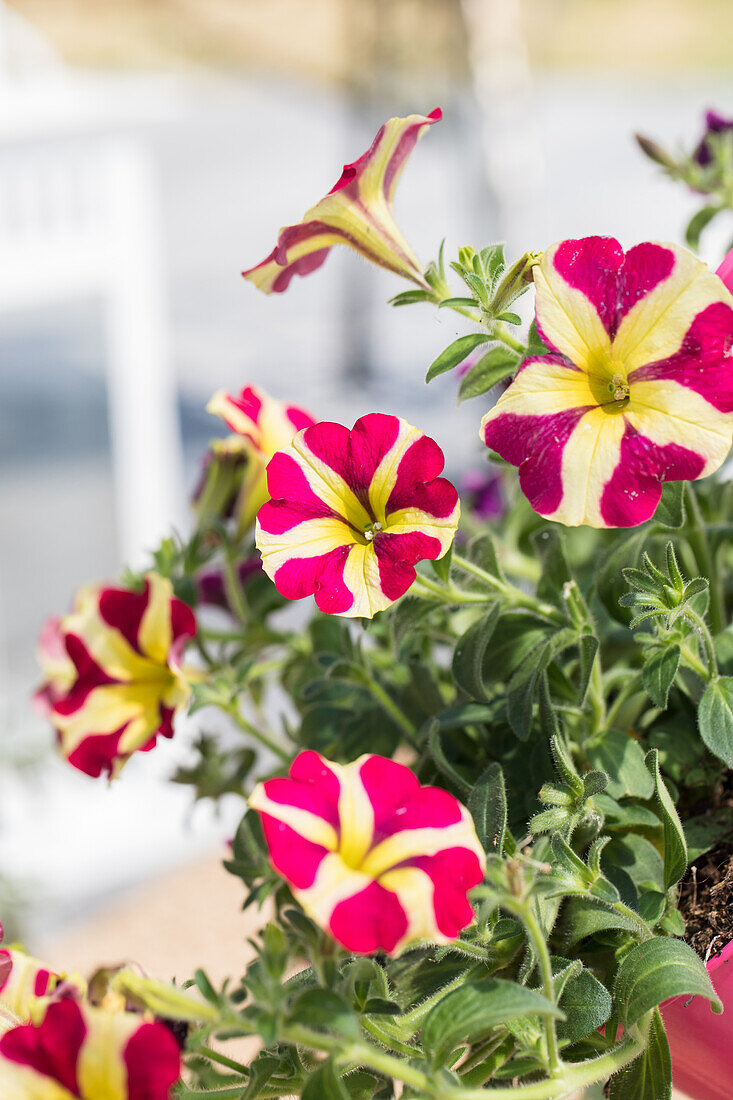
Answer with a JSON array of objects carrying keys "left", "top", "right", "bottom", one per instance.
[
  {"left": 225, "top": 703, "right": 290, "bottom": 763},
  {"left": 610, "top": 899, "right": 653, "bottom": 942},
  {"left": 361, "top": 674, "right": 419, "bottom": 745},
  {"left": 451, "top": 553, "right": 566, "bottom": 625},
  {"left": 222, "top": 544, "right": 249, "bottom": 625},
  {"left": 684, "top": 483, "right": 725, "bottom": 635},
  {"left": 516, "top": 903, "right": 563, "bottom": 1077},
  {"left": 495, "top": 321, "right": 526, "bottom": 354},
  {"left": 412, "top": 573, "right": 489, "bottom": 605},
  {"left": 199, "top": 1045, "right": 250, "bottom": 1076},
  {"left": 680, "top": 642, "right": 711, "bottom": 681},
  {"left": 605, "top": 672, "right": 644, "bottom": 728},
  {"left": 685, "top": 608, "right": 719, "bottom": 681}
]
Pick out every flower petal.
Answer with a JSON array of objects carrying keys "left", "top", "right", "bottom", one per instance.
[
  {"left": 613, "top": 242, "right": 733, "bottom": 369},
  {"left": 243, "top": 111, "right": 440, "bottom": 293},
  {"left": 534, "top": 237, "right": 622, "bottom": 365}
]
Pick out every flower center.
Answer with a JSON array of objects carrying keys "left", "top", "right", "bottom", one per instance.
[
  {"left": 363, "top": 520, "right": 384, "bottom": 542},
  {"left": 587, "top": 352, "right": 631, "bottom": 412}
]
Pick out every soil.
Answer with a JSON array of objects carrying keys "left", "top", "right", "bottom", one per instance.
[{"left": 678, "top": 844, "right": 733, "bottom": 962}]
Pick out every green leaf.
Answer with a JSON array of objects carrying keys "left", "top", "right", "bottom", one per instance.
[
  {"left": 496, "top": 310, "right": 522, "bottom": 324},
  {"left": 653, "top": 481, "right": 686, "bottom": 528},
  {"left": 578, "top": 634, "right": 599, "bottom": 705},
  {"left": 699, "top": 676, "right": 733, "bottom": 766},
  {"left": 506, "top": 630, "right": 577, "bottom": 739},
  {"left": 597, "top": 528, "right": 648, "bottom": 624},
  {"left": 421, "top": 978, "right": 563, "bottom": 1068},
  {"left": 684, "top": 204, "right": 721, "bottom": 251},
  {"left": 437, "top": 295, "right": 480, "bottom": 309},
  {"left": 646, "top": 748, "right": 687, "bottom": 889},
  {"left": 431, "top": 542, "right": 453, "bottom": 584},
  {"left": 457, "top": 344, "right": 519, "bottom": 402},
  {"left": 426, "top": 333, "right": 491, "bottom": 382},
  {"left": 427, "top": 719, "right": 471, "bottom": 795},
  {"left": 288, "top": 990, "right": 360, "bottom": 1039},
  {"left": 468, "top": 762, "right": 507, "bottom": 855},
  {"left": 563, "top": 897, "right": 640, "bottom": 947},
  {"left": 614, "top": 939, "right": 721, "bottom": 1029},
  {"left": 389, "top": 288, "right": 432, "bottom": 306},
  {"left": 463, "top": 532, "right": 506, "bottom": 586},
  {"left": 452, "top": 605, "right": 500, "bottom": 702},
  {"left": 556, "top": 968, "right": 613, "bottom": 1045},
  {"left": 586, "top": 729, "right": 654, "bottom": 801},
  {"left": 642, "top": 645, "right": 680, "bottom": 709},
  {"left": 608, "top": 1008, "right": 671, "bottom": 1100},
  {"left": 301, "top": 1061, "right": 349, "bottom": 1100},
  {"left": 241, "top": 1054, "right": 281, "bottom": 1099}
]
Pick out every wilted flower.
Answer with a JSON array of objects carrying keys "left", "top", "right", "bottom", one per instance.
[
  {"left": 37, "top": 574, "right": 197, "bottom": 778},
  {"left": 243, "top": 109, "right": 441, "bottom": 293},
  {"left": 482, "top": 236, "right": 733, "bottom": 528},
  {"left": 255, "top": 413, "right": 460, "bottom": 618},
  {"left": 249, "top": 750, "right": 485, "bottom": 954},
  {"left": 693, "top": 109, "right": 733, "bottom": 167},
  {"left": 205, "top": 384, "right": 316, "bottom": 535},
  {"left": 0, "top": 997, "right": 180, "bottom": 1099}
]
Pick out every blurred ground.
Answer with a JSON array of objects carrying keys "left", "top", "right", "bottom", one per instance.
[{"left": 8, "top": 0, "right": 733, "bottom": 76}]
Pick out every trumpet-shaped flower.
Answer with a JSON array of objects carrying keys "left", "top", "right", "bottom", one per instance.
[
  {"left": 255, "top": 413, "right": 460, "bottom": 618},
  {"left": 0, "top": 997, "right": 180, "bottom": 1099},
  {"left": 481, "top": 237, "right": 733, "bottom": 528},
  {"left": 249, "top": 750, "right": 485, "bottom": 954},
  {"left": 38, "top": 574, "right": 197, "bottom": 778},
  {"left": 243, "top": 109, "right": 441, "bottom": 293},
  {"left": 206, "top": 384, "right": 316, "bottom": 533}
]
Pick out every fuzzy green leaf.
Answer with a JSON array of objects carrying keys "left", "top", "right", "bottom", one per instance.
[
  {"left": 699, "top": 676, "right": 733, "bottom": 766},
  {"left": 645, "top": 749, "right": 687, "bottom": 889},
  {"left": 614, "top": 939, "right": 721, "bottom": 1028},
  {"left": 421, "top": 978, "right": 563, "bottom": 1068},
  {"left": 301, "top": 1061, "right": 349, "bottom": 1100},
  {"left": 608, "top": 1007, "right": 671, "bottom": 1100},
  {"left": 458, "top": 344, "right": 519, "bottom": 401},
  {"left": 642, "top": 645, "right": 680, "bottom": 709},
  {"left": 452, "top": 604, "right": 500, "bottom": 702},
  {"left": 468, "top": 762, "right": 507, "bottom": 856},
  {"left": 586, "top": 729, "right": 654, "bottom": 801},
  {"left": 556, "top": 967, "right": 613, "bottom": 1045},
  {"left": 426, "top": 333, "right": 491, "bottom": 382}
]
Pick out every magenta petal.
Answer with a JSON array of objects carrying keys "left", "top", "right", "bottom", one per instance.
[{"left": 329, "top": 881, "right": 408, "bottom": 954}]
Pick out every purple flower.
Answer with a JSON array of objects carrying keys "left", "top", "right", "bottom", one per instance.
[
  {"left": 693, "top": 109, "right": 733, "bottom": 167},
  {"left": 461, "top": 468, "right": 504, "bottom": 520}
]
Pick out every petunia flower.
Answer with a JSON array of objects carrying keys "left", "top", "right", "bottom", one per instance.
[
  {"left": 693, "top": 109, "right": 733, "bottom": 167},
  {"left": 0, "top": 948, "right": 59, "bottom": 1026},
  {"left": 37, "top": 573, "right": 198, "bottom": 778},
  {"left": 206, "top": 384, "right": 316, "bottom": 535},
  {"left": 255, "top": 413, "right": 460, "bottom": 618},
  {"left": 0, "top": 997, "right": 180, "bottom": 1099},
  {"left": 243, "top": 109, "right": 441, "bottom": 293},
  {"left": 249, "top": 750, "right": 485, "bottom": 955},
  {"left": 481, "top": 237, "right": 733, "bottom": 528}
]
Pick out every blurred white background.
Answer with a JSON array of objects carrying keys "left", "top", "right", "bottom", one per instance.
[{"left": 0, "top": 0, "right": 732, "bottom": 946}]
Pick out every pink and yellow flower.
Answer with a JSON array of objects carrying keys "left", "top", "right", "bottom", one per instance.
[
  {"left": 481, "top": 237, "right": 733, "bottom": 528},
  {"left": 0, "top": 997, "right": 180, "bottom": 1099},
  {"left": 243, "top": 109, "right": 441, "bottom": 293},
  {"left": 255, "top": 413, "right": 460, "bottom": 618},
  {"left": 0, "top": 948, "right": 59, "bottom": 1026},
  {"left": 37, "top": 574, "right": 197, "bottom": 778},
  {"left": 249, "top": 750, "right": 485, "bottom": 955},
  {"left": 206, "top": 384, "right": 316, "bottom": 534}
]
